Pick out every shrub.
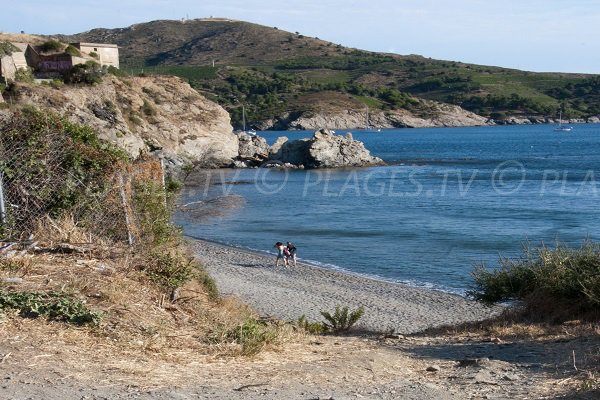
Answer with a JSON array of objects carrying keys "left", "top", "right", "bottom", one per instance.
[
  {"left": 49, "top": 79, "right": 64, "bottom": 89},
  {"left": 40, "top": 39, "right": 63, "bottom": 53},
  {"left": 64, "top": 45, "right": 81, "bottom": 57},
  {"left": 143, "top": 250, "right": 195, "bottom": 290},
  {"left": 107, "top": 65, "right": 127, "bottom": 77},
  {"left": 469, "top": 241, "right": 600, "bottom": 316},
  {"left": 65, "top": 61, "right": 104, "bottom": 85},
  {"left": 133, "top": 181, "right": 180, "bottom": 246},
  {"left": 88, "top": 51, "right": 99, "bottom": 59},
  {"left": 297, "top": 315, "right": 326, "bottom": 334},
  {"left": 0, "top": 106, "right": 126, "bottom": 221},
  {"left": 320, "top": 306, "right": 364, "bottom": 333},
  {"left": 0, "top": 290, "right": 102, "bottom": 326},
  {"left": 14, "top": 67, "right": 34, "bottom": 83},
  {"left": 215, "top": 318, "right": 279, "bottom": 356},
  {"left": 142, "top": 99, "right": 157, "bottom": 116}
]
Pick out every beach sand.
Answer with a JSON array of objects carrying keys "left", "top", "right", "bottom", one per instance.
[{"left": 190, "top": 238, "right": 500, "bottom": 333}]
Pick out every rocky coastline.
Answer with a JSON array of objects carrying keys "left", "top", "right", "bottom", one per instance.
[
  {"left": 4, "top": 76, "right": 599, "bottom": 173},
  {"left": 234, "top": 128, "right": 384, "bottom": 169}
]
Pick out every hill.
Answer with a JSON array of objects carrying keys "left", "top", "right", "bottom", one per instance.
[{"left": 58, "top": 18, "right": 600, "bottom": 129}]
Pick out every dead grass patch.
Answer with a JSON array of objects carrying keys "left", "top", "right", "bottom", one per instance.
[{"left": 0, "top": 33, "right": 45, "bottom": 45}]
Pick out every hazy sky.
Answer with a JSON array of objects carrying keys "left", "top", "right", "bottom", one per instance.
[{"left": 4, "top": 0, "right": 600, "bottom": 73}]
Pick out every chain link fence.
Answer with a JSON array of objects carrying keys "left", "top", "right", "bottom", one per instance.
[{"left": 0, "top": 112, "right": 164, "bottom": 245}]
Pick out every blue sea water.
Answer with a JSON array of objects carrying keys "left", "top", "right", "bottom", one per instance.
[{"left": 175, "top": 124, "right": 600, "bottom": 294}]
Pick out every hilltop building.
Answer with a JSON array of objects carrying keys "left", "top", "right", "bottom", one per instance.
[
  {"left": 71, "top": 43, "right": 119, "bottom": 68},
  {"left": 0, "top": 41, "right": 119, "bottom": 82}
]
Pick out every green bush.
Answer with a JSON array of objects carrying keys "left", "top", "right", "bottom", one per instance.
[
  {"left": 0, "top": 106, "right": 127, "bottom": 238},
  {"left": 143, "top": 250, "right": 195, "bottom": 290},
  {"left": 133, "top": 181, "right": 180, "bottom": 246},
  {"left": 320, "top": 306, "right": 364, "bottom": 333},
  {"left": 297, "top": 315, "right": 326, "bottom": 334},
  {"left": 64, "top": 45, "right": 81, "bottom": 57},
  {"left": 65, "top": 61, "right": 104, "bottom": 85},
  {"left": 49, "top": 79, "right": 64, "bottom": 89},
  {"left": 469, "top": 242, "right": 600, "bottom": 315},
  {"left": 107, "top": 66, "right": 128, "bottom": 77},
  {"left": 0, "top": 290, "right": 102, "bottom": 326},
  {"left": 14, "top": 67, "right": 34, "bottom": 83},
  {"left": 40, "top": 40, "right": 63, "bottom": 53},
  {"left": 132, "top": 178, "right": 217, "bottom": 297}
]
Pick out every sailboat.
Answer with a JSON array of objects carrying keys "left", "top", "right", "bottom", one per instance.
[
  {"left": 365, "top": 106, "right": 381, "bottom": 132},
  {"left": 554, "top": 110, "right": 572, "bottom": 132},
  {"left": 241, "top": 105, "right": 256, "bottom": 136}
]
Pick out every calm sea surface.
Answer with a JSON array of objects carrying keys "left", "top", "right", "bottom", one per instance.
[{"left": 175, "top": 124, "right": 600, "bottom": 294}]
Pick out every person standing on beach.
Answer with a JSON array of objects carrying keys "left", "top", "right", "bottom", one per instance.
[
  {"left": 286, "top": 242, "right": 297, "bottom": 267},
  {"left": 274, "top": 242, "right": 288, "bottom": 267}
]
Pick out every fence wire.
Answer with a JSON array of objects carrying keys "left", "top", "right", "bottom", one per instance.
[{"left": 0, "top": 127, "right": 163, "bottom": 245}]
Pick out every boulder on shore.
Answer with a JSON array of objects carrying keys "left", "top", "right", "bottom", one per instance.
[
  {"left": 269, "top": 129, "right": 383, "bottom": 169},
  {"left": 236, "top": 133, "right": 270, "bottom": 166}
]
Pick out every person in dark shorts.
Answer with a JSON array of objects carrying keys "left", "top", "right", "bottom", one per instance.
[{"left": 286, "top": 242, "right": 297, "bottom": 267}]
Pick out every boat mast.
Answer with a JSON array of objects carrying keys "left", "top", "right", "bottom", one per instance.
[
  {"left": 242, "top": 105, "right": 246, "bottom": 132},
  {"left": 558, "top": 109, "right": 562, "bottom": 127}
]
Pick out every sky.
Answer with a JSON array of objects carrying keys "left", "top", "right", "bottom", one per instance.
[{"left": 4, "top": 0, "right": 600, "bottom": 74}]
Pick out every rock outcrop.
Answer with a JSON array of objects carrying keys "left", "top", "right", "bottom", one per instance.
[
  {"left": 269, "top": 129, "right": 383, "bottom": 169},
  {"left": 235, "top": 133, "right": 270, "bottom": 167},
  {"left": 4, "top": 75, "right": 237, "bottom": 168}
]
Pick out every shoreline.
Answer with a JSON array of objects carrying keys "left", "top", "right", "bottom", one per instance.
[
  {"left": 186, "top": 235, "right": 466, "bottom": 296},
  {"left": 188, "top": 237, "right": 501, "bottom": 334}
]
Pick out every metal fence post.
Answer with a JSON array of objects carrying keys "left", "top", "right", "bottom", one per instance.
[
  {"left": 0, "top": 171, "right": 6, "bottom": 226},
  {"left": 160, "top": 158, "right": 168, "bottom": 207},
  {"left": 118, "top": 173, "right": 134, "bottom": 246}
]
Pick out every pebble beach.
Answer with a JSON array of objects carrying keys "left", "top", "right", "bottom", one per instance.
[{"left": 190, "top": 238, "right": 500, "bottom": 333}]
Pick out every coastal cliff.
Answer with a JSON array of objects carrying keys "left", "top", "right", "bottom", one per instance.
[
  {"left": 4, "top": 75, "right": 238, "bottom": 168},
  {"left": 257, "top": 99, "right": 492, "bottom": 130}
]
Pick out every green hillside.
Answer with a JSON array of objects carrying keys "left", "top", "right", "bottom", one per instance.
[{"left": 60, "top": 18, "right": 600, "bottom": 129}]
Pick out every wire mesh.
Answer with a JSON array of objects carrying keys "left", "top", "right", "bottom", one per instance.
[{"left": 0, "top": 126, "right": 163, "bottom": 244}]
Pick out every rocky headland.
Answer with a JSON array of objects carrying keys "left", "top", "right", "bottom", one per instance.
[
  {"left": 256, "top": 99, "right": 493, "bottom": 130},
  {"left": 3, "top": 75, "right": 238, "bottom": 168}
]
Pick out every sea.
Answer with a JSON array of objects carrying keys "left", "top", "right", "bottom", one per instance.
[{"left": 174, "top": 124, "right": 600, "bottom": 295}]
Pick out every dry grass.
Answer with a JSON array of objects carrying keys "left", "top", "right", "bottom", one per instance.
[
  {"left": 0, "top": 32, "right": 45, "bottom": 45},
  {"left": 419, "top": 308, "right": 600, "bottom": 342},
  {"left": 2, "top": 215, "right": 297, "bottom": 363},
  {"left": 33, "top": 214, "right": 99, "bottom": 245}
]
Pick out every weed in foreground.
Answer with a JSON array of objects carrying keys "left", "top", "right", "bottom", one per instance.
[
  {"left": 296, "top": 306, "right": 365, "bottom": 335},
  {"left": 321, "top": 306, "right": 365, "bottom": 333},
  {"left": 209, "top": 318, "right": 279, "bottom": 356},
  {"left": 0, "top": 290, "right": 102, "bottom": 326},
  {"left": 297, "top": 314, "right": 326, "bottom": 334}
]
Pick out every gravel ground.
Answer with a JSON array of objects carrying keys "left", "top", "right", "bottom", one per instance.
[{"left": 190, "top": 238, "right": 501, "bottom": 333}]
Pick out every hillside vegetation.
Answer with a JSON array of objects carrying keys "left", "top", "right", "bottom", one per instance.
[{"left": 58, "top": 19, "right": 600, "bottom": 129}]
